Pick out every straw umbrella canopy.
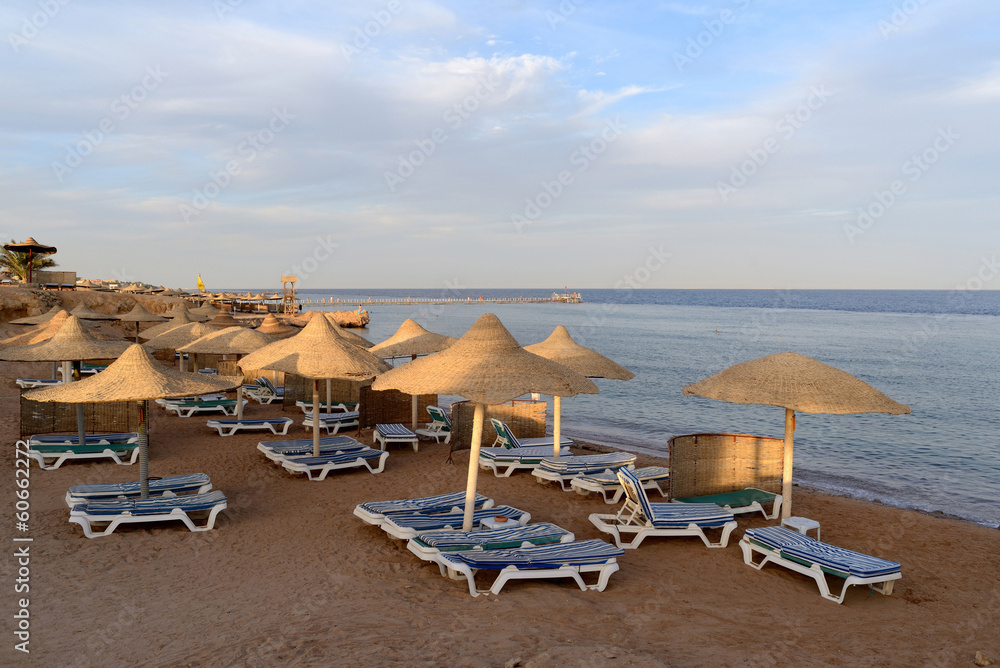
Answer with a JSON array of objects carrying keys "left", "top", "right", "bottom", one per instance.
[
  {"left": 3, "top": 237, "right": 56, "bottom": 284},
  {"left": 682, "top": 352, "right": 911, "bottom": 518},
  {"left": 166, "top": 303, "right": 208, "bottom": 323},
  {"left": 143, "top": 322, "right": 217, "bottom": 372},
  {"left": 255, "top": 313, "right": 297, "bottom": 339},
  {"left": 206, "top": 312, "right": 243, "bottom": 329},
  {"left": 239, "top": 315, "right": 390, "bottom": 457},
  {"left": 10, "top": 304, "right": 63, "bottom": 325},
  {"left": 370, "top": 319, "right": 458, "bottom": 430},
  {"left": 525, "top": 325, "right": 635, "bottom": 456},
  {"left": 324, "top": 313, "right": 373, "bottom": 348},
  {"left": 372, "top": 313, "right": 598, "bottom": 530},
  {"left": 139, "top": 311, "right": 194, "bottom": 340},
  {"left": 190, "top": 303, "right": 222, "bottom": 317},
  {"left": 1, "top": 310, "right": 72, "bottom": 347},
  {"left": 118, "top": 304, "right": 168, "bottom": 343},
  {"left": 27, "top": 345, "right": 240, "bottom": 498},
  {"left": 1, "top": 315, "right": 132, "bottom": 444},
  {"left": 70, "top": 303, "right": 119, "bottom": 321},
  {"left": 180, "top": 326, "right": 277, "bottom": 419}
]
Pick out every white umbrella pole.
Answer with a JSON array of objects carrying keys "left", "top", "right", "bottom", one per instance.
[
  {"left": 326, "top": 378, "right": 332, "bottom": 412},
  {"left": 463, "top": 403, "right": 486, "bottom": 531},
  {"left": 782, "top": 408, "right": 795, "bottom": 519},
  {"left": 62, "top": 360, "right": 71, "bottom": 381},
  {"left": 312, "top": 379, "right": 321, "bottom": 457},
  {"left": 553, "top": 395, "right": 562, "bottom": 457}
]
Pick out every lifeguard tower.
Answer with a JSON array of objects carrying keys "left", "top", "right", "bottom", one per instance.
[{"left": 281, "top": 276, "right": 297, "bottom": 315}]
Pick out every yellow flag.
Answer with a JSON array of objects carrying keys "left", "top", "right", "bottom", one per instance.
[{"left": 196, "top": 274, "right": 205, "bottom": 291}]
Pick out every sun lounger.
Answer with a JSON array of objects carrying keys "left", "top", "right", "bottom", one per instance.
[
  {"left": 354, "top": 491, "right": 495, "bottom": 526},
  {"left": 155, "top": 393, "right": 227, "bottom": 408},
  {"left": 23, "top": 439, "right": 141, "bottom": 470},
  {"left": 69, "top": 490, "right": 228, "bottom": 538},
  {"left": 257, "top": 436, "right": 367, "bottom": 461},
  {"left": 373, "top": 423, "right": 420, "bottom": 452},
  {"left": 408, "top": 522, "right": 575, "bottom": 569},
  {"left": 163, "top": 398, "right": 245, "bottom": 417},
  {"left": 245, "top": 377, "right": 285, "bottom": 404},
  {"left": 197, "top": 368, "right": 217, "bottom": 375},
  {"left": 435, "top": 539, "right": 624, "bottom": 597},
  {"left": 381, "top": 505, "right": 531, "bottom": 540},
  {"left": 205, "top": 417, "right": 293, "bottom": 437},
  {"left": 532, "top": 452, "right": 637, "bottom": 491},
  {"left": 490, "top": 418, "right": 574, "bottom": 449},
  {"left": 279, "top": 448, "right": 388, "bottom": 480},
  {"left": 65, "top": 473, "right": 212, "bottom": 507},
  {"left": 296, "top": 400, "right": 358, "bottom": 414},
  {"left": 674, "top": 487, "right": 782, "bottom": 520},
  {"left": 301, "top": 411, "right": 360, "bottom": 435},
  {"left": 414, "top": 405, "right": 451, "bottom": 444},
  {"left": 571, "top": 465, "right": 670, "bottom": 504},
  {"left": 478, "top": 446, "right": 575, "bottom": 477},
  {"left": 589, "top": 468, "right": 737, "bottom": 549},
  {"left": 15, "top": 378, "right": 63, "bottom": 389},
  {"left": 740, "top": 526, "right": 902, "bottom": 604},
  {"left": 28, "top": 432, "right": 139, "bottom": 446}
]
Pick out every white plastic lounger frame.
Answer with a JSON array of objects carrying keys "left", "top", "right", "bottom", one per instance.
[
  {"left": 571, "top": 466, "right": 670, "bottom": 504},
  {"left": 414, "top": 406, "right": 451, "bottom": 444},
  {"left": 15, "top": 378, "right": 63, "bottom": 389},
  {"left": 22, "top": 439, "right": 140, "bottom": 471},
  {"left": 205, "top": 417, "right": 293, "bottom": 437},
  {"left": 407, "top": 523, "right": 575, "bottom": 568},
  {"left": 589, "top": 468, "right": 737, "bottom": 549},
  {"left": 673, "top": 488, "right": 783, "bottom": 521},
  {"left": 380, "top": 506, "right": 530, "bottom": 541},
  {"left": 434, "top": 539, "right": 623, "bottom": 597},
  {"left": 257, "top": 436, "right": 367, "bottom": 462},
  {"left": 478, "top": 446, "right": 574, "bottom": 478},
  {"left": 164, "top": 399, "right": 246, "bottom": 418},
  {"left": 531, "top": 453, "right": 637, "bottom": 491},
  {"left": 65, "top": 473, "right": 212, "bottom": 507},
  {"left": 296, "top": 400, "right": 357, "bottom": 414},
  {"left": 301, "top": 411, "right": 360, "bottom": 435},
  {"left": 739, "top": 526, "right": 902, "bottom": 604},
  {"left": 353, "top": 491, "right": 495, "bottom": 527},
  {"left": 69, "top": 490, "right": 227, "bottom": 538},
  {"left": 279, "top": 449, "right": 388, "bottom": 480},
  {"left": 373, "top": 423, "right": 419, "bottom": 452},
  {"left": 489, "top": 418, "right": 574, "bottom": 449}
]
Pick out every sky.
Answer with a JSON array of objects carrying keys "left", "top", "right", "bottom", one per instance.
[{"left": 1, "top": 0, "right": 997, "bottom": 291}]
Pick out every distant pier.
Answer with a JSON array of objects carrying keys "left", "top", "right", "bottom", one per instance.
[{"left": 298, "top": 292, "right": 583, "bottom": 307}]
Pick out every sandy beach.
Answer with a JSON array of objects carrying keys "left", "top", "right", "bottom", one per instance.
[{"left": 2, "top": 343, "right": 998, "bottom": 667}]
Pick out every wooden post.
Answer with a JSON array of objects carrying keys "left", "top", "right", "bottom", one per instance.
[
  {"left": 463, "top": 403, "right": 485, "bottom": 531},
  {"left": 782, "top": 408, "right": 795, "bottom": 519},
  {"left": 312, "top": 379, "right": 321, "bottom": 457},
  {"left": 553, "top": 395, "right": 562, "bottom": 457}
]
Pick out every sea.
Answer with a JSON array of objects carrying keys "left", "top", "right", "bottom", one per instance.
[{"left": 237, "top": 288, "right": 1000, "bottom": 527}]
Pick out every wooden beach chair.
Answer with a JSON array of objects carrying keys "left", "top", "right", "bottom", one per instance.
[
  {"left": 69, "top": 490, "right": 228, "bottom": 538},
  {"left": 571, "top": 465, "right": 670, "bottom": 504},
  {"left": 531, "top": 452, "right": 637, "bottom": 491},
  {"left": 279, "top": 448, "right": 388, "bottom": 480},
  {"left": 434, "top": 539, "right": 624, "bottom": 597},
  {"left": 65, "top": 473, "right": 212, "bottom": 507},
  {"left": 589, "top": 468, "right": 737, "bottom": 549},
  {"left": 353, "top": 491, "right": 495, "bottom": 527},
  {"left": 739, "top": 526, "right": 902, "bottom": 604},
  {"left": 205, "top": 417, "right": 293, "bottom": 437},
  {"left": 414, "top": 405, "right": 452, "bottom": 444},
  {"left": 380, "top": 506, "right": 531, "bottom": 540},
  {"left": 373, "top": 423, "right": 420, "bottom": 452}
]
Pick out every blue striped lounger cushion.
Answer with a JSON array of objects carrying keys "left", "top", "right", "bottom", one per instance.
[
  {"left": 646, "top": 503, "right": 736, "bottom": 529},
  {"left": 746, "top": 527, "right": 901, "bottom": 578},
  {"left": 263, "top": 436, "right": 366, "bottom": 455},
  {"left": 449, "top": 539, "right": 623, "bottom": 569},
  {"left": 537, "top": 453, "right": 636, "bottom": 474},
  {"left": 68, "top": 474, "right": 210, "bottom": 498},
  {"left": 744, "top": 526, "right": 816, "bottom": 551},
  {"left": 30, "top": 432, "right": 139, "bottom": 445},
  {"left": 376, "top": 423, "right": 417, "bottom": 438},
  {"left": 386, "top": 506, "right": 525, "bottom": 532},
  {"left": 286, "top": 450, "right": 384, "bottom": 466},
  {"left": 414, "top": 522, "right": 571, "bottom": 552},
  {"left": 577, "top": 466, "right": 669, "bottom": 485},
  {"left": 318, "top": 411, "right": 359, "bottom": 422},
  {"left": 74, "top": 490, "right": 227, "bottom": 516},
  {"left": 357, "top": 492, "right": 491, "bottom": 517},
  {"left": 480, "top": 446, "right": 567, "bottom": 461}
]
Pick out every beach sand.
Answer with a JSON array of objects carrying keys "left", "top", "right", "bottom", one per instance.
[{"left": 2, "top": 357, "right": 998, "bottom": 667}]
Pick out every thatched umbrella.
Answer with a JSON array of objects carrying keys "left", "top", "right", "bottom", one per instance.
[
  {"left": 370, "top": 319, "right": 457, "bottom": 430},
  {"left": 3, "top": 237, "right": 56, "bottom": 284},
  {"left": 1, "top": 310, "right": 72, "bottom": 347},
  {"left": 255, "top": 313, "right": 296, "bottom": 339},
  {"left": 180, "top": 327, "right": 277, "bottom": 419},
  {"left": 165, "top": 303, "right": 208, "bottom": 323},
  {"left": 190, "top": 303, "right": 222, "bottom": 318},
  {"left": 70, "top": 303, "right": 119, "bottom": 321},
  {"left": 324, "top": 313, "right": 373, "bottom": 348},
  {"left": 1, "top": 315, "right": 131, "bottom": 444},
  {"left": 525, "top": 325, "right": 635, "bottom": 456},
  {"left": 9, "top": 305, "right": 63, "bottom": 326},
  {"left": 27, "top": 345, "right": 240, "bottom": 498},
  {"left": 206, "top": 312, "right": 243, "bottom": 329},
  {"left": 372, "top": 314, "right": 598, "bottom": 530},
  {"left": 143, "top": 322, "right": 217, "bottom": 372},
  {"left": 682, "top": 352, "right": 911, "bottom": 518},
  {"left": 118, "top": 304, "right": 168, "bottom": 343},
  {"left": 139, "top": 311, "right": 194, "bottom": 341},
  {"left": 238, "top": 316, "right": 390, "bottom": 457}
]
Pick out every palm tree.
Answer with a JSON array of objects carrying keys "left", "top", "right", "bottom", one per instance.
[{"left": 0, "top": 240, "right": 57, "bottom": 281}]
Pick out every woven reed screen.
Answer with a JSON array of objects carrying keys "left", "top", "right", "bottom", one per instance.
[
  {"left": 215, "top": 360, "right": 286, "bottom": 387},
  {"left": 282, "top": 375, "right": 368, "bottom": 409},
  {"left": 448, "top": 400, "right": 547, "bottom": 452},
  {"left": 358, "top": 388, "right": 437, "bottom": 429},
  {"left": 20, "top": 393, "right": 143, "bottom": 439},
  {"left": 667, "top": 433, "right": 784, "bottom": 499}
]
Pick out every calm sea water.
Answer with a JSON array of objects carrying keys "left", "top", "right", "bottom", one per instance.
[{"left": 237, "top": 289, "right": 1000, "bottom": 526}]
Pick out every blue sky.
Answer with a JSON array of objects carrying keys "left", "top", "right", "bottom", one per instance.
[{"left": 1, "top": 0, "right": 997, "bottom": 290}]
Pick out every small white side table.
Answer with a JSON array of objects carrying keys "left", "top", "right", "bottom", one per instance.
[
  {"left": 781, "top": 516, "right": 821, "bottom": 541},
  {"left": 480, "top": 517, "right": 513, "bottom": 530}
]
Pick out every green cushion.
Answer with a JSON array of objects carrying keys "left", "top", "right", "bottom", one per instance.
[{"left": 675, "top": 487, "right": 775, "bottom": 509}]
